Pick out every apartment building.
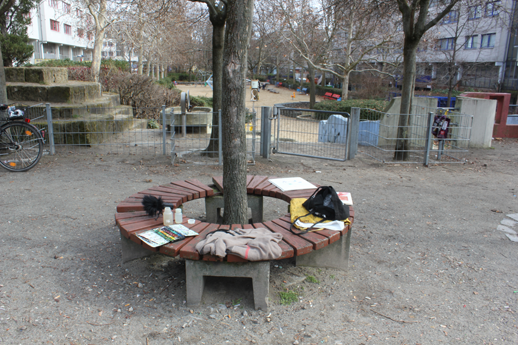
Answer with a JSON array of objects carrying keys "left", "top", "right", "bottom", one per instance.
[
  {"left": 26, "top": 0, "right": 94, "bottom": 63},
  {"left": 417, "top": 0, "right": 512, "bottom": 90}
]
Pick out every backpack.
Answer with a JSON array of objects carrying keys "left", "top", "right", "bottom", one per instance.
[{"left": 292, "top": 186, "right": 349, "bottom": 234}]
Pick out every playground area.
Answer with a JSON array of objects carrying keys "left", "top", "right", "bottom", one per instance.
[{"left": 177, "top": 83, "right": 317, "bottom": 110}]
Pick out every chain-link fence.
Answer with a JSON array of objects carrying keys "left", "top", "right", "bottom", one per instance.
[
  {"left": 170, "top": 109, "right": 257, "bottom": 165},
  {"left": 26, "top": 104, "right": 257, "bottom": 165},
  {"left": 358, "top": 107, "right": 472, "bottom": 164},
  {"left": 29, "top": 104, "right": 172, "bottom": 157}
]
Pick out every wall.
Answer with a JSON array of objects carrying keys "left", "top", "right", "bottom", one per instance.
[{"left": 456, "top": 96, "right": 497, "bottom": 147}]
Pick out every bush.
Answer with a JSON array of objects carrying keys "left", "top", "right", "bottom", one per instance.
[
  {"left": 312, "top": 99, "right": 388, "bottom": 121},
  {"left": 167, "top": 72, "right": 192, "bottom": 81},
  {"left": 189, "top": 96, "right": 213, "bottom": 108},
  {"left": 106, "top": 72, "right": 181, "bottom": 119}
]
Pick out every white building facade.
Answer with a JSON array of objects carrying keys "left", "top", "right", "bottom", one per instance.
[{"left": 26, "top": 0, "right": 95, "bottom": 63}]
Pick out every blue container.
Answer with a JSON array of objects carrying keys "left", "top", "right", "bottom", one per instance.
[{"left": 358, "top": 120, "right": 380, "bottom": 146}]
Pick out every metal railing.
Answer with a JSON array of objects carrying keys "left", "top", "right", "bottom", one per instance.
[{"left": 358, "top": 107, "right": 472, "bottom": 165}]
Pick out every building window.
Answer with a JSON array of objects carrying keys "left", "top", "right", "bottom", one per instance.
[
  {"left": 465, "top": 35, "right": 478, "bottom": 49},
  {"left": 44, "top": 45, "right": 55, "bottom": 54},
  {"left": 49, "top": 0, "right": 58, "bottom": 9},
  {"left": 442, "top": 10, "right": 459, "bottom": 24},
  {"left": 438, "top": 37, "right": 455, "bottom": 50},
  {"left": 468, "top": 5, "right": 482, "bottom": 19},
  {"left": 481, "top": 33, "right": 496, "bottom": 48},
  {"left": 101, "top": 51, "right": 107, "bottom": 57},
  {"left": 77, "top": 28, "right": 84, "bottom": 38},
  {"left": 109, "top": 51, "right": 114, "bottom": 57},
  {"left": 76, "top": 9, "right": 82, "bottom": 18},
  {"left": 50, "top": 19, "right": 59, "bottom": 31},
  {"left": 63, "top": 2, "right": 71, "bottom": 13},
  {"left": 64, "top": 24, "right": 72, "bottom": 35},
  {"left": 485, "top": 2, "right": 500, "bottom": 17}
]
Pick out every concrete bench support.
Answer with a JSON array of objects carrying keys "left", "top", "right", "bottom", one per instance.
[
  {"left": 185, "top": 260, "right": 270, "bottom": 310},
  {"left": 205, "top": 194, "right": 263, "bottom": 224},
  {"left": 120, "top": 233, "right": 154, "bottom": 264},
  {"left": 296, "top": 227, "right": 352, "bottom": 271}
]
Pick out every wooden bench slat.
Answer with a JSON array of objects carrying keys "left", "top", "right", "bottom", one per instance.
[
  {"left": 246, "top": 175, "right": 269, "bottom": 194},
  {"left": 212, "top": 176, "right": 224, "bottom": 191},
  {"left": 153, "top": 185, "right": 194, "bottom": 201},
  {"left": 179, "top": 223, "right": 222, "bottom": 260},
  {"left": 170, "top": 181, "right": 206, "bottom": 198},
  {"left": 120, "top": 218, "right": 163, "bottom": 238},
  {"left": 272, "top": 218, "right": 329, "bottom": 251},
  {"left": 277, "top": 215, "right": 341, "bottom": 244},
  {"left": 159, "top": 221, "right": 209, "bottom": 257},
  {"left": 167, "top": 182, "right": 201, "bottom": 199},
  {"left": 261, "top": 220, "right": 313, "bottom": 256},
  {"left": 185, "top": 179, "right": 214, "bottom": 197},
  {"left": 253, "top": 223, "right": 294, "bottom": 260},
  {"left": 254, "top": 177, "right": 277, "bottom": 195}
]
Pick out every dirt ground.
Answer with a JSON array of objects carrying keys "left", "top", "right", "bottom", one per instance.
[
  {"left": 0, "top": 133, "right": 517, "bottom": 344},
  {"left": 177, "top": 84, "right": 316, "bottom": 110}
]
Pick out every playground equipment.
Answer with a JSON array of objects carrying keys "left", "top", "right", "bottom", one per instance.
[
  {"left": 205, "top": 75, "right": 213, "bottom": 90},
  {"left": 251, "top": 80, "right": 260, "bottom": 101}
]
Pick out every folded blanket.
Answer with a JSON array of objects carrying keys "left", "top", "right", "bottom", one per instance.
[{"left": 195, "top": 228, "right": 283, "bottom": 261}]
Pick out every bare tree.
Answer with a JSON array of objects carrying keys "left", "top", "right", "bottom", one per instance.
[
  {"left": 394, "top": 0, "right": 460, "bottom": 160},
  {"left": 190, "top": 0, "right": 226, "bottom": 156},
  {"left": 279, "top": 0, "right": 398, "bottom": 103}
]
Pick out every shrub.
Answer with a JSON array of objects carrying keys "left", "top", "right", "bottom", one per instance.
[
  {"left": 107, "top": 72, "right": 181, "bottom": 119},
  {"left": 189, "top": 96, "right": 213, "bottom": 108},
  {"left": 313, "top": 99, "right": 388, "bottom": 121}
]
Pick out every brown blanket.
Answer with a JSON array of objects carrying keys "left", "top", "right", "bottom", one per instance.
[{"left": 195, "top": 228, "right": 283, "bottom": 261}]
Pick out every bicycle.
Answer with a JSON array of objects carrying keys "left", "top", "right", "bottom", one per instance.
[{"left": 0, "top": 104, "right": 46, "bottom": 172}]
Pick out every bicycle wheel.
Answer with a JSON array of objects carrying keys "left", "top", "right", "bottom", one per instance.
[{"left": 0, "top": 122, "right": 43, "bottom": 172}]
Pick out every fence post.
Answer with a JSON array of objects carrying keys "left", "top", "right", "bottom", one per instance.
[
  {"left": 251, "top": 110, "right": 256, "bottom": 162},
  {"left": 218, "top": 110, "right": 222, "bottom": 166},
  {"left": 424, "top": 112, "right": 434, "bottom": 166},
  {"left": 45, "top": 103, "right": 55, "bottom": 155},
  {"left": 347, "top": 107, "right": 360, "bottom": 160},
  {"left": 260, "top": 106, "right": 271, "bottom": 159},
  {"left": 162, "top": 105, "right": 166, "bottom": 155}
]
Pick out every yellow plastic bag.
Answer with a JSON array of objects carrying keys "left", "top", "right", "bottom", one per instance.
[{"left": 290, "top": 198, "right": 350, "bottom": 231}]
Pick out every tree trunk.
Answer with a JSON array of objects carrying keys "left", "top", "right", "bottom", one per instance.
[
  {"left": 342, "top": 72, "right": 350, "bottom": 100},
  {"left": 308, "top": 64, "right": 316, "bottom": 108},
  {"left": 89, "top": 0, "right": 106, "bottom": 83},
  {"left": 276, "top": 55, "right": 280, "bottom": 82},
  {"left": 203, "top": 21, "right": 225, "bottom": 157},
  {"left": 0, "top": 46, "right": 7, "bottom": 104},
  {"left": 138, "top": 45, "right": 144, "bottom": 75},
  {"left": 221, "top": 0, "right": 254, "bottom": 225},
  {"left": 394, "top": 39, "right": 418, "bottom": 161}
]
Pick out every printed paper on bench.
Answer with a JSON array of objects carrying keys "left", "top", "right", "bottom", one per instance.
[
  {"left": 170, "top": 224, "right": 198, "bottom": 237},
  {"left": 268, "top": 177, "right": 317, "bottom": 192},
  {"left": 136, "top": 230, "right": 170, "bottom": 247},
  {"left": 337, "top": 192, "right": 353, "bottom": 205}
]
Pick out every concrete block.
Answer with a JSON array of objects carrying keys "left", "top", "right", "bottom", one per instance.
[
  {"left": 296, "top": 227, "right": 352, "bottom": 271},
  {"left": 507, "top": 213, "right": 518, "bottom": 222},
  {"left": 497, "top": 225, "right": 517, "bottom": 235},
  {"left": 205, "top": 194, "right": 263, "bottom": 224},
  {"left": 185, "top": 260, "right": 270, "bottom": 310},
  {"left": 120, "top": 233, "right": 154, "bottom": 264}
]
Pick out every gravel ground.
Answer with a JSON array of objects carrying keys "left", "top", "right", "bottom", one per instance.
[{"left": 0, "top": 138, "right": 517, "bottom": 345}]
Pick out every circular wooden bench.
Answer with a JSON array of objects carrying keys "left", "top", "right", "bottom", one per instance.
[{"left": 115, "top": 175, "right": 355, "bottom": 310}]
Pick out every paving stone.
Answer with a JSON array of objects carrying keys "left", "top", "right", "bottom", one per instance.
[
  {"left": 505, "top": 233, "right": 518, "bottom": 242},
  {"left": 501, "top": 219, "right": 518, "bottom": 228},
  {"left": 506, "top": 214, "right": 518, "bottom": 222},
  {"left": 497, "top": 225, "right": 517, "bottom": 235}
]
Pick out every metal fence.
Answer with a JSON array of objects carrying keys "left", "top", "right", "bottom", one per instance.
[
  {"left": 357, "top": 107, "right": 473, "bottom": 165},
  {"left": 27, "top": 104, "right": 257, "bottom": 165},
  {"left": 170, "top": 109, "right": 257, "bottom": 165},
  {"left": 28, "top": 104, "right": 173, "bottom": 158},
  {"left": 271, "top": 106, "right": 351, "bottom": 161}
]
